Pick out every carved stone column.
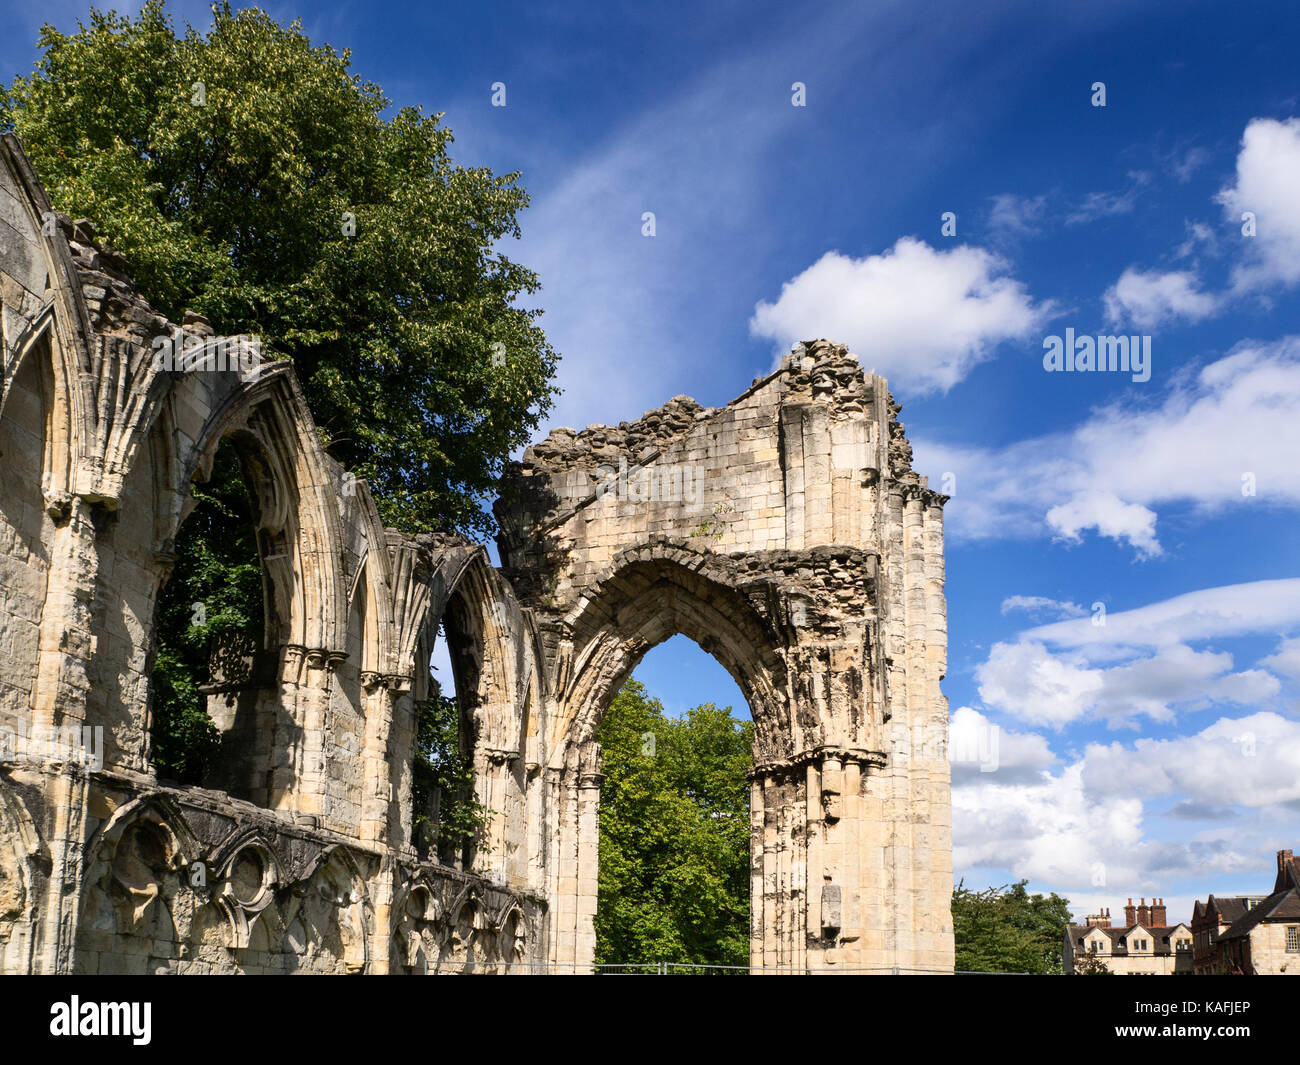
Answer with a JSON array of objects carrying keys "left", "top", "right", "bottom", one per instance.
[
  {"left": 358, "top": 671, "right": 393, "bottom": 847},
  {"left": 30, "top": 496, "right": 100, "bottom": 735},
  {"left": 546, "top": 741, "right": 602, "bottom": 972}
]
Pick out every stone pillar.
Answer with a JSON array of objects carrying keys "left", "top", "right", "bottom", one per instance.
[
  {"left": 574, "top": 768, "right": 602, "bottom": 969},
  {"left": 749, "top": 776, "right": 765, "bottom": 971},
  {"left": 544, "top": 766, "right": 568, "bottom": 969},
  {"left": 545, "top": 743, "right": 603, "bottom": 973},
  {"left": 27, "top": 496, "right": 101, "bottom": 976},
  {"left": 747, "top": 751, "right": 886, "bottom": 973},
  {"left": 33, "top": 763, "right": 90, "bottom": 973},
  {"left": 752, "top": 767, "right": 817, "bottom": 972},
  {"left": 30, "top": 497, "right": 99, "bottom": 735},
  {"left": 388, "top": 683, "right": 417, "bottom": 851},
  {"left": 358, "top": 672, "right": 393, "bottom": 846},
  {"left": 366, "top": 855, "right": 395, "bottom": 975},
  {"left": 780, "top": 407, "right": 806, "bottom": 549}
]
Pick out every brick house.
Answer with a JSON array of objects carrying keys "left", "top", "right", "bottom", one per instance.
[
  {"left": 1208, "top": 850, "right": 1300, "bottom": 975},
  {"left": 1190, "top": 895, "right": 1266, "bottom": 975},
  {"left": 1063, "top": 898, "right": 1193, "bottom": 974}
]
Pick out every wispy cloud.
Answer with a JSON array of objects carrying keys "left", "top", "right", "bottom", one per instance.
[
  {"left": 1103, "top": 267, "right": 1222, "bottom": 329},
  {"left": 1065, "top": 172, "right": 1150, "bottom": 225},
  {"left": 913, "top": 337, "right": 1300, "bottom": 554}
]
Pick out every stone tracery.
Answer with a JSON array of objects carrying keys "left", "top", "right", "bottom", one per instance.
[{"left": 0, "top": 133, "right": 952, "bottom": 974}]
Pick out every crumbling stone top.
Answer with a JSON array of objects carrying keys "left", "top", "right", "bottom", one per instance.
[
  {"left": 519, "top": 339, "right": 916, "bottom": 483},
  {"left": 51, "top": 209, "right": 261, "bottom": 363},
  {"left": 783, "top": 339, "right": 913, "bottom": 475},
  {"left": 42, "top": 210, "right": 167, "bottom": 345},
  {"left": 522, "top": 394, "right": 711, "bottom": 474}
]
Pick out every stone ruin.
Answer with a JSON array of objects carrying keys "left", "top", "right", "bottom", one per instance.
[{"left": 0, "top": 133, "right": 953, "bottom": 973}]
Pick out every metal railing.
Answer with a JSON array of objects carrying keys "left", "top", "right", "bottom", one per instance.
[{"left": 457, "top": 961, "right": 1025, "bottom": 975}]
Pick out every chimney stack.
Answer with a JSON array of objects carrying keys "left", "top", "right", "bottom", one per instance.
[
  {"left": 1278, "top": 850, "right": 1293, "bottom": 875},
  {"left": 1151, "top": 898, "right": 1167, "bottom": 926},
  {"left": 1124, "top": 898, "right": 1136, "bottom": 926},
  {"left": 1137, "top": 898, "right": 1151, "bottom": 927}
]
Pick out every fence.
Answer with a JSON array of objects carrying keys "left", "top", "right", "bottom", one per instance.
[{"left": 451, "top": 961, "right": 1026, "bottom": 975}]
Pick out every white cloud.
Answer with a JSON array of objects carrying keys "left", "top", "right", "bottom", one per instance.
[
  {"left": 1102, "top": 267, "right": 1221, "bottom": 330},
  {"left": 1065, "top": 173, "right": 1149, "bottom": 226},
  {"left": 953, "top": 713, "right": 1300, "bottom": 897},
  {"left": 1026, "top": 578, "right": 1300, "bottom": 650},
  {"left": 977, "top": 579, "right": 1295, "bottom": 729},
  {"left": 1045, "top": 491, "right": 1161, "bottom": 558},
  {"left": 749, "top": 239, "right": 1049, "bottom": 393},
  {"left": 1260, "top": 636, "right": 1300, "bottom": 678},
  {"left": 1218, "top": 117, "right": 1300, "bottom": 292},
  {"left": 1169, "top": 146, "right": 1210, "bottom": 184},
  {"left": 953, "top": 762, "right": 1149, "bottom": 889},
  {"left": 976, "top": 640, "right": 1277, "bottom": 730},
  {"left": 949, "top": 706, "right": 1057, "bottom": 783},
  {"left": 1173, "top": 220, "right": 1218, "bottom": 261},
  {"left": 912, "top": 336, "right": 1300, "bottom": 554},
  {"left": 1082, "top": 712, "right": 1300, "bottom": 808},
  {"left": 1000, "top": 595, "right": 1087, "bottom": 620},
  {"left": 977, "top": 641, "right": 1104, "bottom": 728}
]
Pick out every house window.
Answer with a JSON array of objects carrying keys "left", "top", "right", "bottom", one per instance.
[{"left": 1286, "top": 927, "right": 1299, "bottom": 953}]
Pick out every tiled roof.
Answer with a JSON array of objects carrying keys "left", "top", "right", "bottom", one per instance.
[
  {"left": 1067, "top": 923, "right": 1189, "bottom": 955},
  {"left": 1219, "top": 889, "right": 1300, "bottom": 941},
  {"left": 1195, "top": 895, "right": 1263, "bottom": 925}
]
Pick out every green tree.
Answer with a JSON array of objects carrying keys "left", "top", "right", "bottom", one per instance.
[
  {"left": 594, "top": 680, "right": 753, "bottom": 971},
  {"left": 2, "top": 3, "right": 558, "bottom": 789},
  {"left": 411, "top": 672, "right": 489, "bottom": 863},
  {"left": 149, "top": 440, "right": 261, "bottom": 784},
  {"left": 1, "top": 0, "right": 558, "bottom": 537},
  {"left": 951, "top": 879, "right": 1074, "bottom": 974}
]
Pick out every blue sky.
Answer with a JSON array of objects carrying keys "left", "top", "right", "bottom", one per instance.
[{"left": 7, "top": 0, "right": 1300, "bottom": 924}]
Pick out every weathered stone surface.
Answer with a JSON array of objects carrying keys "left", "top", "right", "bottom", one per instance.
[
  {"left": 494, "top": 336, "right": 953, "bottom": 973},
  {"left": 0, "top": 132, "right": 953, "bottom": 974}
]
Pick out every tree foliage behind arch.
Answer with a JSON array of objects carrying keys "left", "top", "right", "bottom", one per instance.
[
  {"left": 595, "top": 679, "right": 753, "bottom": 969},
  {"left": 1, "top": 0, "right": 559, "bottom": 538}
]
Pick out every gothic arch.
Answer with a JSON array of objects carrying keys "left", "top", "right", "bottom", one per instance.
[
  {"left": 555, "top": 545, "right": 791, "bottom": 765},
  {"left": 431, "top": 551, "right": 542, "bottom": 881},
  {"left": 0, "top": 135, "right": 97, "bottom": 508},
  {"left": 177, "top": 366, "right": 347, "bottom": 656}
]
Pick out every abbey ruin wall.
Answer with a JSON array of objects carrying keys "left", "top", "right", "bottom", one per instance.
[{"left": 0, "top": 132, "right": 953, "bottom": 974}]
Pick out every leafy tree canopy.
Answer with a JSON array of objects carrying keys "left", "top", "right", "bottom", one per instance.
[
  {"left": 1, "top": 0, "right": 559, "bottom": 537},
  {"left": 952, "top": 879, "right": 1073, "bottom": 974},
  {"left": 594, "top": 679, "right": 753, "bottom": 970}
]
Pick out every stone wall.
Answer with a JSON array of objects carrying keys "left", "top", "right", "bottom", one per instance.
[
  {"left": 0, "top": 132, "right": 953, "bottom": 974},
  {"left": 496, "top": 340, "right": 954, "bottom": 972},
  {"left": 0, "top": 134, "right": 545, "bottom": 974}
]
